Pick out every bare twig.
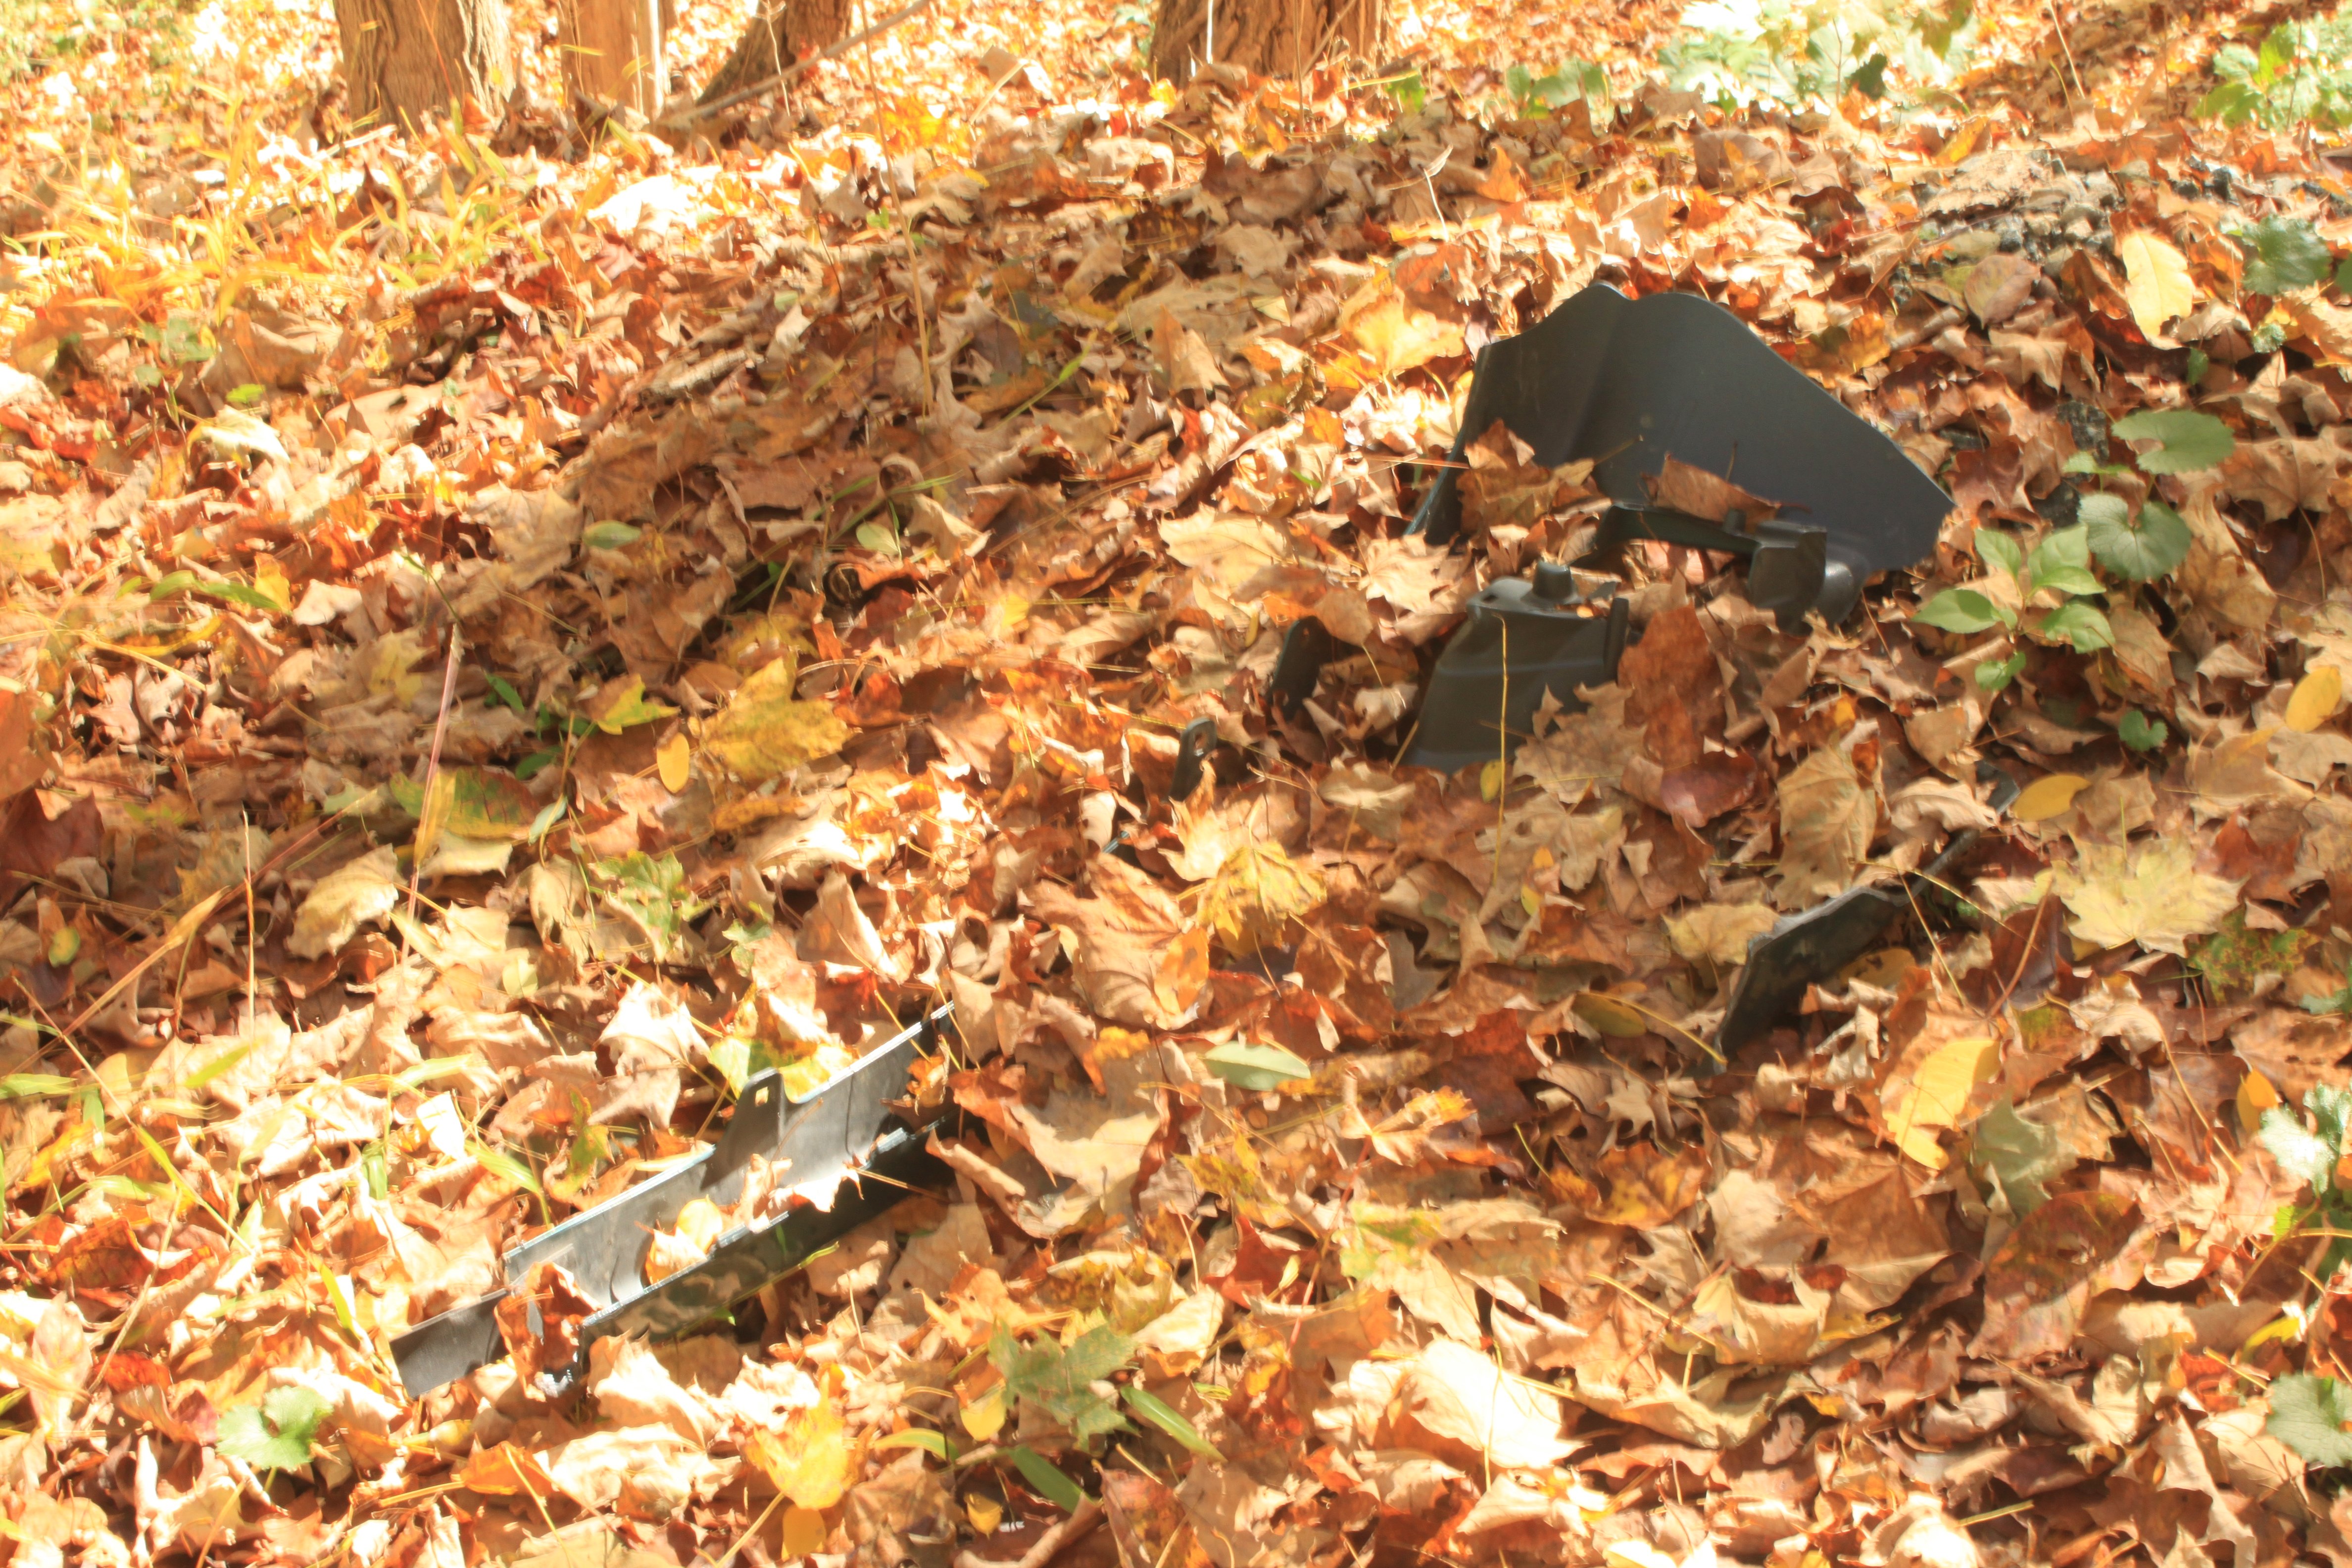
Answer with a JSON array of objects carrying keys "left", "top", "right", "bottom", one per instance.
[{"left": 676, "top": 0, "right": 937, "bottom": 124}]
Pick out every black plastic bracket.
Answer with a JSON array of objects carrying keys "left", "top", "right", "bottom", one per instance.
[{"left": 389, "top": 1004, "right": 953, "bottom": 1399}]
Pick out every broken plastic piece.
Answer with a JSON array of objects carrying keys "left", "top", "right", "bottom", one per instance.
[
  {"left": 1714, "top": 784, "right": 2008, "bottom": 1060},
  {"left": 390, "top": 1004, "right": 953, "bottom": 1399},
  {"left": 1270, "top": 618, "right": 1336, "bottom": 721},
  {"left": 1399, "top": 562, "right": 1630, "bottom": 775},
  {"left": 1412, "top": 284, "right": 1951, "bottom": 623},
  {"left": 1170, "top": 717, "right": 1218, "bottom": 802}
]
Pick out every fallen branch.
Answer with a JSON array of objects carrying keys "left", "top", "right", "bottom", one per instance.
[{"left": 671, "top": 0, "right": 938, "bottom": 127}]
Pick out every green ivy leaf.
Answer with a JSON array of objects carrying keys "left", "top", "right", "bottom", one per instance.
[
  {"left": 2267, "top": 1373, "right": 2352, "bottom": 1467},
  {"left": 2037, "top": 600, "right": 2114, "bottom": 650},
  {"left": 2118, "top": 709, "right": 2168, "bottom": 752},
  {"left": 991, "top": 1325, "right": 1134, "bottom": 1447},
  {"left": 1914, "top": 588, "right": 2007, "bottom": 635},
  {"left": 218, "top": 1386, "right": 332, "bottom": 1472},
  {"left": 2086, "top": 496, "right": 2193, "bottom": 582},
  {"left": 2111, "top": 408, "right": 2236, "bottom": 474},
  {"left": 2239, "top": 217, "right": 2332, "bottom": 295}
]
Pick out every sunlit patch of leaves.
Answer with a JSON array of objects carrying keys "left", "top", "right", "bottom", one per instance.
[{"left": 1661, "top": 0, "right": 1976, "bottom": 107}]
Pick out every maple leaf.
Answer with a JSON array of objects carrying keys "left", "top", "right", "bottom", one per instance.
[
  {"left": 1197, "top": 841, "right": 1325, "bottom": 950},
  {"left": 700, "top": 656, "right": 850, "bottom": 783},
  {"left": 2052, "top": 838, "right": 2242, "bottom": 955},
  {"left": 744, "top": 1385, "right": 860, "bottom": 1509},
  {"left": 989, "top": 1324, "right": 1133, "bottom": 1446},
  {"left": 218, "top": 1387, "right": 330, "bottom": 1472},
  {"left": 1773, "top": 744, "right": 1876, "bottom": 908}
]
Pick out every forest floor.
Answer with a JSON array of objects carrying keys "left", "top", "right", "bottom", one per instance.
[{"left": 0, "top": 0, "right": 2351, "bottom": 1565}]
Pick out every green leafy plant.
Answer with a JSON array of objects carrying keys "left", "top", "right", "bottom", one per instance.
[
  {"left": 2235, "top": 216, "right": 2334, "bottom": 295},
  {"left": 219, "top": 1387, "right": 332, "bottom": 1472},
  {"left": 1505, "top": 59, "right": 1609, "bottom": 128},
  {"left": 2261, "top": 1084, "right": 2352, "bottom": 1278},
  {"left": 2302, "top": 959, "right": 2352, "bottom": 1016},
  {"left": 990, "top": 1324, "right": 1135, "bottom": 1446},
  {"left": 2192, "top": 909, "right": 2312, "bottom": 997},
  {"left": 2268, "top": 1373, "right": 2352, "bottom": 1465},
  {"left": 2118, "top": 709, "right": 2170, "bottom": 753},
  {"left": 1914, "top": 523, "right": 2113, "bottom": 672},
  {"left": 589, "top": 851, "right": 707, "bottom": 962},
  {"left": 1661, "top": 0, "right": 1976, "bottom": 107},
  {"left": 2201, "top": 15, "right": 2352, "bottom": 131}
]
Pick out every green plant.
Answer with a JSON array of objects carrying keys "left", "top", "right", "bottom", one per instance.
[
  {"left": 2260, "top": 1083, "right": 2352, "bottom": 1278},
  {"left": 2303, "top": 959, "right": 2352, "bottom": 1016},
  {"left": 2235, "top": 216, "right": 2333, "bottom": 295},
  {"left": 1661, "top": 0, "right": 1976, "bottom": 107},
  {"left": 2118, "top": 709, "right": 2169, "bottom": 753},
  {"left": 1505, "top": 60, "right": 1610, "bottom": 129},
  {"left": 2268, "top": 1373, "right": 2352, "bottom": 1466},
  {"left": 218, "top": 1387, "right": 331, "bottom": 1472},
  {"left": 1913, "top": 523, "right": 2114, "bottom": 680},
  {"left": 2201, "top": 14, "right": 2352, "bottom": 132}
]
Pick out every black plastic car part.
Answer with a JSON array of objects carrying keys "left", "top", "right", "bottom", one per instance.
[
  {"left": 389, "top": 1004, "right": 954, "bottom": 1399},
  {"left": 1268, "top": 284, "right": 1950, "bottom": 759},
  {"left": 1410, "top": 283, "right": 1953, "bottom": 624},
  {"left": 1398, "top": 562, "right": 1631, "bottom": 774},
  {"left": 1712, "top": 765, "right": 2018, "bottom": 1058}
]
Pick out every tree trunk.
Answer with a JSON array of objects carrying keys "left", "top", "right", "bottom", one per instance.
[
  {"left": 334, "top": 0, "right": 512, "bottom": 131},
  {"left": 1147, "top": 0, "right": 1378, "bottom": 82},
  {"left": 557, "top": 0, "right": 666, "bottom": 117},
  {"left": 697, "top": 0, "right": 851, "bottom": 105}
]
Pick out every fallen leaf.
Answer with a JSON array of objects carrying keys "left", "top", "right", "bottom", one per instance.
[{"left": 2118, "top": 232, "right": 2195, "bottom": 342}]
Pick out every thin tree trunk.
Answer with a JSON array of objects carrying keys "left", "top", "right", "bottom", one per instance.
[
  {"left": 557, "top": 0, "right": 666, "bottom": 116},
  {"left": 698, "top": 0, "right": 851, "bottom": 105},
  {"left": 334, "top": 0, "right": 512, "bottom": 130},
  {"left": 1147, "top": 0, "right": 1378, "bottom": 82}
]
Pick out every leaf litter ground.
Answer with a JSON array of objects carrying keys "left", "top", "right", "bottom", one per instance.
[{"left": 8, "top": 0, "right": 2352, "bottom": 1566}]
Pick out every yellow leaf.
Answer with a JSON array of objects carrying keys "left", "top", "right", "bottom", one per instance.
[
  {"left": 959, "top": 1384, "right": 1006, "bottom": 1441},
  {"left": 965, "top": 1496, "right": 1004, "bottom": 1535},
  {"left": 1573, "top": 990, "right": 1649, "bottom": 1038},
  {"left": 702, "top": 657, "right": 850, "bottom": 783},
  {"left": 657, "top": 731, "right": 691, "bottom": 791},
  {"left": 1154, "top": 925, "right": 1209, "bottom": 1018},
  {"left": 415, "top": 768, "right": 456, "bottom": 869},
  {"left": 745, "top": 1389, "right": 859, "bottom": 1509},
  {"left": 2288, "top": 666, "right": 2344, "bottom": 732},
  {"left": 2054, "top": 837, "right": 2243, "bottom": 956},
  {"left": 2011, "top": 772, "right": 2090, "bottom": 823},
  {"left": 1198, "top": 843, "right": 1325, "bottom": 951},
  {"left": 1886, "top": 1035, "right": 2000, "bottom": 1168},
  {"left": 2238, "top": 1068, "right": 2280, "bottom": 1133},
  {"left": 2117, "top": 232, "right": 2196, "bottom": 343},
  {"left": 254, "top": 557, "right": 291, "bottom": 613},
  {"left": 1343, "top": 273, "right": 1467, "bottom": 378},
  {"left": 782, "top": 1508, "right": 828, "bottom": 1557}
]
